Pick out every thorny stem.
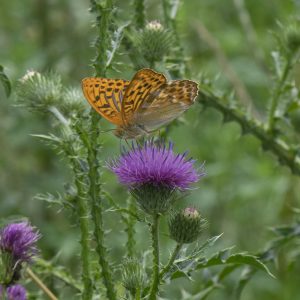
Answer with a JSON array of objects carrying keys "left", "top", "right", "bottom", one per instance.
[
  {"left": 199, "top": 87, "right": 300, "bottom": 176},
  {"left": 78, "top": 127, "right": 117, "bottom": 300},
  {"left": 135, "top": 287, "right": 141, "bottom": 300},
  {"left": 27, "top": 268, "right": 58, "bottom": 300},
  {"left": 48, "top": 107, "right": 93, "bottom": 300},
  {"left": 267, "top": 56, "right": 292, "bottom": 132},
  {"left": 162, "top": 0, "right": 187, "bottom": 77},
  {"left": 75, "top": 172, "right": 93, "bottom": 300},
  {"left": 159, "top": 243, "right": 183, "bottom": 281},
  {"left": 134, "top": 0, "right": 145, "bottom": 28},
  {"left": 125, "top": 196, "right": 137, "bottom": 257},
  {"left": 148, "top": 214, "right": 160, "bottom": 300},
  {"left": 86, "top": 1, "right": 117, "bottom": 299}
]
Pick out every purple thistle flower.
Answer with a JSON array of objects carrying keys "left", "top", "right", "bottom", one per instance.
[
  {"left": 109, "top": 141, "right": 203, "bottom": 190},
  {"left": 6, "top": 284, "right": 27, "bottom": 300},
  {"left": 0, "top": 222, "right": 40, "bottom": 263}
]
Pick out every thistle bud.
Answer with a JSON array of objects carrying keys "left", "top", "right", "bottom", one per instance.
[
  {"left": 136, "top": 21, "right": 173, "bottom": 65},
  {"left": 169, "top": 207, "right": 205, "bottom": 244},
  {"left": 285, "top": 23, "right": 300, "bottom": 53},
  {"left": 16, "top": 71, "right": 63, "bottom": 113},
  {"left": 121, "top": 259, "right": 145, "bottom": 296}
]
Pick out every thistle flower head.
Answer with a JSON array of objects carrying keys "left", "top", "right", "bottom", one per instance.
[
  {"left": 110, "top": 141, "right": 203, "bottom": 190},
  {"left": 5, "top": 285, "right": 27, "bottom": 300},
  {"left": 0, "top": 222, "right": 40, "bottom": 263},
  {"left": 145, "top": 20, "right": 163, "bottom": 31},
  {"left": 109, "top": 141, "right": 204, "bottom": 214}
]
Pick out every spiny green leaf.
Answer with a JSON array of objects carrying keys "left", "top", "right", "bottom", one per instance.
[
  {"left": 171, "top": 249, "right": 274, "bottom": 280},
  {"left": 0, "top": 65, "right": 11, "bottom": 97},
  {"left": 106, "top": 22, "right": 130, "bottom": 69}
]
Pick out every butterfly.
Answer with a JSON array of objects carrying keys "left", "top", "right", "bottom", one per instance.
[{"left": 81, "top": 68, "right": 198, "bottom": 139}]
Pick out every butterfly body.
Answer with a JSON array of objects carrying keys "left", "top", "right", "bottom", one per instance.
[
  {"left": 82, "top": 69, "right": 198, "bottom": 139},
  {"left": 114, "top": 124, "right": 148, "bottom": 139}
]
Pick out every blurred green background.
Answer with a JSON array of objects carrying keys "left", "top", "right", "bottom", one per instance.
[{"left": 1, "top": 0, "right": 300, "bottom": 299}]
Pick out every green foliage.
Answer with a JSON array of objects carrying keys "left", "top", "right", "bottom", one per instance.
[{"left": 2, "top": 0, "right": 300, "bottom": 299}]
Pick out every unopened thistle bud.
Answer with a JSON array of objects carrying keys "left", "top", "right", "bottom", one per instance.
[
  {"left": 136, "top": 21, "right": 173, "bottom": 65},
  {"left": 169, "top": 207, "right": 205, "bottom": 244},
  {"left": 121, "top": 259, "right": 145, "bottom": 296},
  {"left": 16, "top": 71, "right": 63, "bottom": 113},
  {"left": 285, "top": 22, "right": 300, "bottom": 53}
]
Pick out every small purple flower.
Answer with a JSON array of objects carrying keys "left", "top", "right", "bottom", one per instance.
[
  {"left": 109, "top": 141, "right": 203, "bottom": 190},
  {"left": 0, "top": 222, "right": 40, "bottom": 263},
  {"left": 6, "top": 284, "right": 27, "bottom": 300}
]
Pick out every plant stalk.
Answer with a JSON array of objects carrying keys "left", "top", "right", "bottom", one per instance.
[
  {"left": 49, "top": 107, "right": 93, "bottom": 300},
  {"left": 86, "top": 1, "right": 117, "bottom": 299},
  {"left": 267, "top": 56, "right": 292, "bottom": 132},
  {"left": 27, "top": 268, "right": 58, "bottom": 300},
  {"left": 148, "top": 214, "right": 160, "bottom": 300},
  {"left": 159, "top": 243, "right": 182, "bottom": 280},
  {"left": 75, "top": 177, "right": 93, "bottom": 300},
  {"left": 199, "top": 87, "right": 300, "bottom": 175}
]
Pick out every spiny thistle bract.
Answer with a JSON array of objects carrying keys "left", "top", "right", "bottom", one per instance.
[
  {"left": 121, "top": 258, "right": 146, "bottom": 296},
  {"left": 16, "top": 71, "right": 86, "bottom": 117},
  {"left": 109, "top": 140, "right": 204, "bottom": 214},
  {"left": 16, "top": 71, "right": 63, "bottom": 112},
  {"left": 169, "top": 207, "right": 206, "bottom": 244},
  {"left": 136, "top": 20, "right": 174, "bottom": 65}
]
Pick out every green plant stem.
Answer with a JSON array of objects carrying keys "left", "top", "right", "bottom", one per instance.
[
  {"left": 267, "top": 56, "right": 292, "bottom": 132},
  {"left": 199, "top": 87, "right": 300, "bottom": 175},
  {"left": 162, "top": 0, "right": 187, "bottom": 77},
  {"left": 49, "top": 107, "right": 93, "bottom": 300},
  {"left": 86, "top": 1, "right": 117, "bottom": 299},
  {"left": 126, "top": 196, "right": 137, "bottom": 257},
  {"left": 92, "top": 0, "right": 113, "bottom": 75},
  {"left": 75, "top": 176, "right": 93, "bottom": 300},
  {"left": 134, "top": 0, "right": 145, "bottom": 28},
  {"left": 135, "top": 287, "right": 141, "bottom": 300},
  {"left": 77, "top": 126, "right": 117, "bottom": 300},
  {"left": 27, "top": 268, "right": 58, "bottom": 300},
  {"left": 159, "top": 243, "right": 182, "bottom": 281},
  {"left": 148, "top": 214, "right": 160, "bottom": 300}
]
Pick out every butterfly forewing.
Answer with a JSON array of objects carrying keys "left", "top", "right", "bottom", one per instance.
[
  {"left": 133, "top": 80, "right": 198, "bottom": 130},
  {"left": 82, "top": 77, "right": 130, "bottom": 125},
  {"left": 122, "top": 69, "right": 167, "bottom": 123}
]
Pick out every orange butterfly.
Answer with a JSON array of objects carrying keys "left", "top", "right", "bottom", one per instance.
[{"left": 82, "top": 68, "right": 198, "bottom": 139}]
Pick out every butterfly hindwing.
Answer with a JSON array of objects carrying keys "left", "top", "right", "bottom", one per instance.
[
  {"left": 134, "top": 80, "right": 198, "bottom": 130},
  {"left": 122, "top": 69, "right": 167, "bottom": 123},
  {"left": 82, "top": 77, "right": 130, "bottom": 125}
]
